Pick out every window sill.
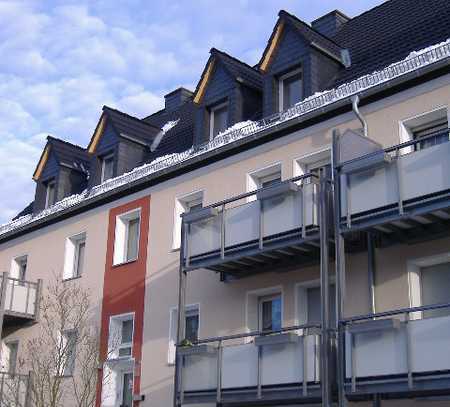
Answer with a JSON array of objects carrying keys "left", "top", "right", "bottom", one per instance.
[
  {"left": 169, "top": 247, "right": 180, "bottom": 253},
  {"left": 63, "top": 275, "right": 82, "bottom": 283},
  {"left": 112, "top": 258, "right": 138, "bottom": 268}
]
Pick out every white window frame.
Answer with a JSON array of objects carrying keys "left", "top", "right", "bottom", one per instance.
[
  {"left": 168, "top": 303, "right": 200, "bottom": 365},
  {"left": 10, "top": 255, "right": 28, "bottom": 281},
  {"left": 2, "top": 340, "right": 19, "bottom": 374},
  {"left": 59, "top": 329, "right": 77, "bottom": 377},
  {"left": 279, "top": 68, "right": 303, "bottom": 112},
  {"left": 108, "top": 312, "right": 135, "bottom": 360},
  {"left": 100, "top": 153, "right": 115, "bottom": 183},
  {"left": 118, "top": 370, "right": 134, "bottom": 406},
  {"left": 407, "top": 252, "right": 450, "bottom": 320},
  {"left": 246, "top": 163, "right": 282, "bottom": 202},
  {"left": 113, "top": 209, "right": 141, "bottom": 265},
  {"left": 294, "top": 147, "right": 331, "bottom": 182},
  {"left": 209, "top": 102, "right": 228, "bottom": 140},
  {"left": 258, "top": 293, "right": 282, "bottom": 332},
  {"left": 172, "top": 190, "right": 204, "bottom": 251},
  {"left": 398, "top": 106, "right": 449, "bottom": 154},
  {"left": 45, "top": 180, "right": 56, "bottom": 208},
  {"left": 63, "top": 232, "right": 86, "bottom": 280}
]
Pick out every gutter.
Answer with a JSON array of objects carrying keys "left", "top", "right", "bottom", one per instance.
[{"left": 1, "top": 57, "right": 450, "bottom": 244}]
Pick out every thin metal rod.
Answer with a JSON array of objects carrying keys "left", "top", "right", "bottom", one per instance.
[
  {"left": 319, "top": 167, "right": 332, "bottom": 406},
  {"left": 367, "top": 231, "right": 376, "bottom": 314}
]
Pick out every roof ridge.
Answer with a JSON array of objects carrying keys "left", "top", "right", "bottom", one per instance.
[
  {"left": 46, "top": 135, "right": 87, "bottom": 151},
  {"left": 210, "top": 47, "right": 262, "bottom": 73},
  {"left": 103, "top": 105, "right": 162, "bottom": 131}
]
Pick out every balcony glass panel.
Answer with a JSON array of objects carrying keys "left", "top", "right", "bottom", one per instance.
[
  {"left": 225, "top": 201, "right": 260, "bottom": 248},
  {"left": 345, "top": 314, "right": 450, "bottom": 380},
  {"left": 341, "top": 140, "right": 450, "bottom": 218},
  {"left": 182, "top": 352, "right": 218, "bottom": 392},
  {"left": 187, "top": 216, "right": 221, "bottom": 257},
  {"left": 3, "top": 278, "right": 37, "bottom": 316}
]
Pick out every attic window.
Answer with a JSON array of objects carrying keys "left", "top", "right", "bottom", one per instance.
[
  {"left": 209, "top": 102, "right": 228, "bottom": 140},
  {"left": 100, "top": 154, "right": 114, "bottom": 183},
  {"left": 279, "top": 68, "right": 302, "bottom": 111},
  {"left": 45, "top": 180, "right": 56, "bottom": 209}
]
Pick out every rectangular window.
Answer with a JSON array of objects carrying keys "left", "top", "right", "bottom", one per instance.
[
  {"left": 63, "top": 233, "right": 86, "bottom": 280},
  {"left": 209, "top": 103, "right": 228, "bottom": 139},
  {"left": 120, "top": 372, "right": 134, "bottom": 407},
  {"left": 258, "top": 294, "right": 282, "bottom": 332},
  {"left": 173, "top": 191, "right": 204, "bottom": 250},
  {"left": 113, "top": 210, "right": 141, "bottom": 265},
  {"left": 5, "top": 341, "right": 18, "bottom": 374},
  {"left": 60, "top": 330, "right": 77, "bottom": 376},
  {"left": 45, "top": 180, "right": 56, "bottom": 208},
  {"left": 413, "top": 119, "right": 449, "bottom": 151},
  {"left": 101, "top": 154, "right": 115, "bottom": 182},
  {"left": 279, "top": 69, "right": 302, "bottom": 111},
  {"left": 306, "top": 285, "right": 336, "bottom": 327},
  {"left": 421, "top": 262, "right": 450, "bottom": 319},
  {"left": 109, "top": 314, "right": 134, "bottom": 360},
  {"left": 11, "top": 255, "right": 27, "bottom": 281},
  {"left": 168, "top": 305, "right": 199, "bottom": 364},
  {"left": 259, "top": 173, "right": 282, "bottom": 189}
]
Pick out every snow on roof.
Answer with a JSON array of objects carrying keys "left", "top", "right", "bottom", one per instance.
[{"left": 1, "top": 38, "right": 450, "bottom": 238}]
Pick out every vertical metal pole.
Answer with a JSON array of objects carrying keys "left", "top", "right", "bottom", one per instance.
[
  {"left": 332, "top": 130, "right": 347, "bottom": 407},
  {"left": 373, "top": 393, "right": 381, "bottom": 407},
  {"left": 257, "top": 345, "right": 262, "bottom": 399},
  {"left": 319, "top": 168, "right": 332, "bottom": 407},
  {"left": 0, "top": 272, "right": 10, "bottom": 340},
  {"left": 220, "top": 204, "right": 226, "bottom": 259},
  {"left": 25, "top": 371, "right": 34, "bottom": 407},
  {"left": 367, "top": 232, "right": 376, "bottom": 315},
  {"left": 216, "top": 340, "right": 223, "bottom": 403},
  {"left": 34, "top": 279, "right": 43, "bottom": 321},
  {"left": 173, "top": 221, "right": 187, "bottom": 407}
]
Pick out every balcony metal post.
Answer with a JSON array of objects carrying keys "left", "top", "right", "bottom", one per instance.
[
  {"left": 367, "top": 232, "right": 376, "bottom": 314},
  {"left": 259, "top": 199, "right": 264, "bottom": 250},
  {"left": 302, "top": 333, "right": 308, "bottom": 396},
  {"left": 0, "top": 272, "right": 10, "bottom": 339},
  {"left": 34, "top": 279, "right": 43, "bottom": 321},
  {"left": 257, "top": 344, "right": 262, "bottom": 399},
  {"left": 216, "top": 340, "right": 223, "bottom": 403},
  {"left": 319, "top": 167, "right": 332, "bottom": 407},
  {"left": 332, "top": 129, "right": 347, "bottom": 407},
  {"left": 173, "top": 221, "right": 187, "bottom": 407},
  {"left": 404, "top": 312, "right": 413, "bottom": 389},
  {"left": 220, "top": 204, "right": 226, "bottom": 259},
  {"left": 395, "top": 148, "right": 405, "bottom": 215},
  {"left": 25, "top": 371, "right": 33, "bottom": 407}
]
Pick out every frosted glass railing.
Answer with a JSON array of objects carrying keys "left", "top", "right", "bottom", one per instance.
[
  {"left": 185, "top": 178, "right": 319, "bottom": 260},
  {"left": 1, "top": 277, "right": 39, "bottom": 317},
  {"left": 0, "top": 372, "right": 29, "bottom": 406},
  {"left": 340, "top": 134, "right": 450, "bottom": 220}
]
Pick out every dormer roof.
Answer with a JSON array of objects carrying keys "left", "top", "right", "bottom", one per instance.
[
  {"left": 33, "top": 136, "right": 89, "bottom": 181},
  {"left": 193, "top": 48, "right": 262, "bottom": 104}
]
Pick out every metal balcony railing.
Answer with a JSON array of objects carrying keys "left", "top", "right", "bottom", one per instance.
[
  {"left": 0, "top": 371, "right": 31, "bottom": 407},
  {"left": 337, "top": 130, "right": 450, "bottom": 231},
  {"left": 182, "top": 173, "right": 321, "bottom": 273},
  {"left": 176, "top": 323, "right": 322, "bottom": 404},
  {"left": 341, "top": 302, "right": 450, "bottom": 395},
  {"left": 0, "top": 273, "right": 41, "bottom": 320}
]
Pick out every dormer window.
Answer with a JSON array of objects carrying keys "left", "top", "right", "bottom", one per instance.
[
  {"left": 45, "top": 180, "right": 56, "bottom": 208},
  {"left": 209, "top": 102, "right": 228, "bottom": 140},
  {"left": 279, "top": 68, "right": 302, "bottom": 111},
  {"left": 100, "top": 154, "right": 114, "bottom": 183}
]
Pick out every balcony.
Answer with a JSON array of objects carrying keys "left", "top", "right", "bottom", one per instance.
[
  {"left": 177, "top": 324, "right": 322, "bottom": 405},
  {"left": 0, "top": 273, "right": 41, "bottom": 327},
  {"left": 336, "top": 130, "right": 450, "bottom": 244},
  {"left": 342, "top": 303, "right": 450, "bottom": 399},
  {"left": 182, "top": 174, "right": 321, "bottom": 276},
  {"left": 0, "top": 371, "right": 30, "bottom": 406}
]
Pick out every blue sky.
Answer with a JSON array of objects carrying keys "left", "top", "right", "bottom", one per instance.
[{"left": 0, "top": 0, "right": 385, "bottom": 224}]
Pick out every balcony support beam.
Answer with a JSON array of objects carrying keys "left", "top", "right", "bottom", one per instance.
[
  {"left": 367, "top": 232, "right": 376, "bottom": 314},
  {"left": 0, "top": 272, "right": 9, "bottom": 340}
]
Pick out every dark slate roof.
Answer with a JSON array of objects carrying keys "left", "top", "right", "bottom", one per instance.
[
  {"left": 331, "top": 0, "right": 450, "bottom": 84},
  {"left": 13, "top": 202, "right": 34, "bottom": 220},
  {"left": 46, "top": 136, "right": 90, "bottom": 173},
  {"left": 143, "top": 100, "right": 195, "bottom": 160},
  {"left": 278, "top": 10, "right": 345, "bottom": 63},
  {"left": 210, "top": 48, "right": 263, "bottom": 90},
  {"left": 103, "top": 106, "right": 161, "bottom": 145}
]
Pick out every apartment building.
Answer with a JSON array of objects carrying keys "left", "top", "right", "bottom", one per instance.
[{"left": 1, "top": 1, "right": 450, "bottom": 406}]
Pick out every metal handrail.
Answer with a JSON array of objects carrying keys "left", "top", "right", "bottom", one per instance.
[
  {"left": 177, "top": 322, "right": 322, "bottom": 346},
  {"left": 335, "top": 128, "right": 450, "bottom": 170},
  {"left": 341, "top": 301, "right": 450, "bottom": 324}
]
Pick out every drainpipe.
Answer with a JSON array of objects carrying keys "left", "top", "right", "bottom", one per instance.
[
  {"left": 351, "top": 95, "right": 368, "bottom": 138},
  {"left": 367, "top": 231, "right": 376, "bottom": 315}
]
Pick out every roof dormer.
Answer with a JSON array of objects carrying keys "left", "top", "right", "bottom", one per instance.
[
  {"left": 32, "top": 136, "right": 89, "bottom": 212},
  {"left": 87, "top": 106, "right": 161, "bottom": 187},
  {"left": 259, "top": 10, "right": 350, "bottom": 116},
  {"left": 192, "top": 48, "right": 263, "bottom": 145}
]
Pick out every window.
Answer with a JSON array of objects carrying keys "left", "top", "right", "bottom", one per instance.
[
  {"left": 260, "top": 173, "right": 282, "bottom": 189},
  {"left": 279, "top": 68, "right": 302, "bottom": 111},
  {"left": 296, "top": 282, "right": 336, "bottom": 327},
  {"left": 120, "top": 372, "right": 134, "bottom": 407},
  {"left": 209, "top": 103, "right": 228, "bottom": 139},
  {"left": 63, "top": 233, "right": 86, "bottom": 280},
  {"left": 101, "top": 154, "right": 114, "bottom": 182},
  {"left": 4, "top": 341, "right": 18, "bottom": 374},
  {"left": 11, "top": 255, "right": 27, "bottom": 281},
  {"left": 109, "top": 314, "right": 134, "bottom": 360},
  {"left": 413, "top": 119, "right": 449, "bottom": 151},
  {"left": 420, "top": 262, "right": 450, "bottom": 319},
  {"left": 60, "top": 330, "right": 77, "bottom": 376},
  {"left": 294, "top": 148, "right": 331, "bottom": 184},
  {"left": 113, "top": 210, "right": 141, "bottom": 265},
  {"left": 45, "top": 180, "right": 56, "bottom": 208},
  {"left": 168, "top": 304, "right": 199, "bottom": 364},
  {"left": 258, "top": 294, "right": 282, "bottom": 331},
  {"left": 247, "top": 163, "right": 282, "bottom": 201},
  {"left": 172, "top": 191, "right": 204, "bottom": 250}
]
